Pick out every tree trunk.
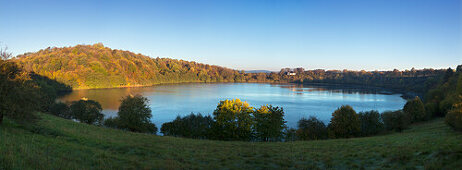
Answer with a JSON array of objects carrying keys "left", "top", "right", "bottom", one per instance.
[{"left": 0, "top": 112, "right": 3, "bottom": 124}]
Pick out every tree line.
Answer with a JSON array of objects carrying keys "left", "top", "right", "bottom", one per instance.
[
  {"left": 47, "top": 92, "right": 433, "bottom": 142},
  {"left": 14, "top": 44, "right": 446, "bottom": 96}
]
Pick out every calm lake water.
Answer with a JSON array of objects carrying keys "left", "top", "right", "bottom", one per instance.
[{"left": 59, "top": 83, "right": 406, "bottom": 128}]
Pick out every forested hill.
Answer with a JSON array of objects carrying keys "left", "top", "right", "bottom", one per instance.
[
  {"left": 14, "top": 43, "right": 260, "bottom": 89},
  {"left": 14, "top": 43, "right": 450, "bottom": 94}
]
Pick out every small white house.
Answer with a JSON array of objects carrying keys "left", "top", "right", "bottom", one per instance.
[{"left": 287, "top": 72, "right": 296, "bottom": 76}]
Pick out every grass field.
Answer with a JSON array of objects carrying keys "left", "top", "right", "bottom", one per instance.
[{"left": 1, "top": 113, "right": 461, "bottom": 169}]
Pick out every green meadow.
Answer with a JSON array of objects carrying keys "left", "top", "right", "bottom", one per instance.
[{"left": 1, "top": 113, "right": 461, "bottom": 169}]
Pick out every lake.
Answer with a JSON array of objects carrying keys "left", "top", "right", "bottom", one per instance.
[{"left": 58, "top": 83, "right": 406, "bottom": 128}]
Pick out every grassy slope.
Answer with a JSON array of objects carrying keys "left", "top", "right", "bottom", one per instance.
[{"left": 1, "top": 113, "right": 461, "bottom": 169}]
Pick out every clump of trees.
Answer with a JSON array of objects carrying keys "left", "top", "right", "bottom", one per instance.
[
  {"left": 420, "top": 66, "right": 462, "bottom": 131},
  {"left": 358, "top": 110, "right": 384, "bottom": 136},
  {"left": 296, "top": 116, "right": 328, "bottom": 140},
  {"left": 160, "top": 113, "right": 213, "bottom": 139},
  {"left": 253, "top": 105, "right": 286, "bottom": 141},
  {"left": 49, "top": 102, "right": 72, "bottom": 119},
  {"left": 382, "top": 110, "right": 410, "bottom": 132},
  {"left": 161, "top": 99, "right": 286, "bottom": 141},
  {"left": 0, "top": 46, "right": 70, "bottom": 125},
  {"left": 104, "top": 95, "right": 157, "bottom": 134},
  {"left": 211, "top": 99, "right": 254, "bottom": 141},
  {"left": 70, "top": 99, "right": 104, "bottom": 125}
]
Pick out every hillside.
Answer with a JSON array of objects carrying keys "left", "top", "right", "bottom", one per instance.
[
  {"left": 14, "top": 43, "right": 264, "bottom": 89},
  {"left": 14, "top": 44, "right": 447, "bottom": 93},
  {"left": 1, "top": 113, "right": 461, "bottom": 169}
]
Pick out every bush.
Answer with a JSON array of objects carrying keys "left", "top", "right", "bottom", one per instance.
[
  {"left": 253, "top": 105, "right": 286, "bottom": 141},
  {"left": 103, "top": 117, "right": 119, "bottom": 128},
  {"left": 381, "top": 110, "right": 410, "bottom": 132},
  {"left": 70, "top": 99, "right": 104, "bottom": 125},
  {"left": 111, "top": 95, "right": 157, "bottom": 133},
  {"left": 296, "top": 116, "right": 327, "bottom": 140},
  {"left": 446, "top": 100, "right": 462, "bottom": 131},
  {"left": 328, "top": 105, "right": 360, "bottom": 138},
  {"left": 403, "top": 96, "right": 426, "bottom": 122},
  {"left": 160, "top": 113, "right": 213, "bottom": 139},
  {"left": 49, "top": 102, "right": 72, "bottom": 119},
  {"left": 440, "top": 95, "right": 458, "bottom": 116},
  {"left": 358, "top": 110, "right": 384, "bottom": 136},
  {"left": 424, "top": 102, "right": 438, "bottom": 120}
]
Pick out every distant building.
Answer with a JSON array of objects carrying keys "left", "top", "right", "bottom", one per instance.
[{"left": 287, "top": 72, "right": 296, "bottom": 76}]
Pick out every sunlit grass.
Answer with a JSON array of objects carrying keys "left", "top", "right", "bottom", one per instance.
[{"left": 1, "top": 113, "right": 461, "bottom": 169}]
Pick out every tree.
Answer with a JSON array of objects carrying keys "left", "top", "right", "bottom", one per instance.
[
  {"left": 0, "top": 46, "right": 39, "bottom": 124},
  {"left": 284, "top": 128, "right": 298, "bottom": 141},
  {"left": 403, "top": 96, "right": 426, "bottom": 122},
  {"left": 253, "top": 105, "right": 286, "bottom": 141},
  {"left": 382, "top": 110, "right": 410, "bottom": 132},
  {"left": 328, "top": 105, "right": 360, "bottom": 138},
  {"left": 70, "top": 99, "right": 104, "bottom": 125},
  {"left": 296, "top": 116, "right": 328, "bottom": 140},
  {"left": 160, "top": 113, "right": 213, "bottom": 139},
  {"left": 49, "top": 102, "right": 72, "bottom": 119},
  {"left": 358, "top": 110, "right": 384, "bottom": 136},
  {"left": 111, "top": 95, "right": 157, "bottom": 133},
  {"left": 211, "top": 99, "right": 254, "bottom": 141},
  {"left": 445, "top": 97, "right": 462, "bottom": 131}
]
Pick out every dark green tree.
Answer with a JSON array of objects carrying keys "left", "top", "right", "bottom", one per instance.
[
  {"left": 0, "top": 47, "right": 39, "bottom": 124},
  {"left": 403, "top": 96, "right": 426, "bottom": 122},
  {"left": 112, "top": 95, "right": 157, "bottom": 133},
  {"left": 328, "top": 105, "right": 360, "bottom": 138},
  {"left": 358, "top": 110, "right": 384, "bottom": 136},
  {"left": 296, "top": 116, "right": 328, "bottom": 140},
  {"left": 70, "top": 99, "right": 104, "bottom": 125},
  {"left": 445, "top": 97, "right": 462, "bottom": 131},
  {"left": 49, "top": 102, "right": 72, "bottom": 119},
  {"left": 160, "top": 113, "right": 213, "bottom": 139},
  {"left": 382, "top": 110, "right": 410, "bottom": 132}
]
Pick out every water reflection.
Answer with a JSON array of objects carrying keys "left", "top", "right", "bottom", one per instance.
[{"left": 59, "top": 83, "right": 406, "bottom": 128}]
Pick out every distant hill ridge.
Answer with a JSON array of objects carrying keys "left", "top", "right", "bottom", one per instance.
[
  {"left": 14, "top": 43, "right": 451, "bottom": 94},
  {"left": 14, "top": 43, "right": 263, "bottom": 89}
]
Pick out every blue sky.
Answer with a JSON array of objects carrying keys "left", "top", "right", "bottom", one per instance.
[{"left": 1, "top": 0, "right": 461, "bottom": 71}]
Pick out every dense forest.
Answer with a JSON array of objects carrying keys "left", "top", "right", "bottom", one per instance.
[
  {"left": 0, "top": 46, "right": 71, "bottom": 124},
  {"left": 14, "top": 44, "right": 447, "bottom": 95}
]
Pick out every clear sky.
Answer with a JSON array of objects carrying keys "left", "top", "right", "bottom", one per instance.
[{"left": 1, "top": 0, "right": 461, "bottom": 71}]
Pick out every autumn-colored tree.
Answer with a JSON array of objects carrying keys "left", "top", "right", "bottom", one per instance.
[
  {"left": 0, "top": 46, "right": 40, "bottom": 124},
  {"left": 211, "top": 99, "right": 254, "bottom": 141},
  {"left": 253, "top": 105, "right": 286, "bottom": 141}
]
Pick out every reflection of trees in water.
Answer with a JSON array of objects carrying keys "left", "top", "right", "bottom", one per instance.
[
  {"left": 59, "top": 87, "right": 148, "bottom": 110},
  {"left": 278, "top": 83, "right": 394, "bottom": 95}
]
